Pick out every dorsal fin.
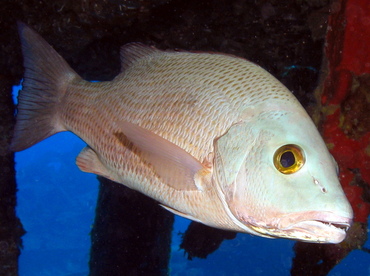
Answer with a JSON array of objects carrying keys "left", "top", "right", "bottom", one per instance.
[{"left": 120, "top": 43, "right": 161, "bottom": 72}]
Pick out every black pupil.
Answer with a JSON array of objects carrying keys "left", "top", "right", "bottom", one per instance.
[{"left": 280, "top": 151, "right": 295, "bottom": 168}]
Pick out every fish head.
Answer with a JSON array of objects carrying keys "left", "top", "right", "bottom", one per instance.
[{"left": 214, "top": 105, "right": 353, "bottom": 243}]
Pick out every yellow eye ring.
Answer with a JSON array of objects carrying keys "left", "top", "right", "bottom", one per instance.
[{"left": 273, "top": 144, "right": 305, "bottom": 174}]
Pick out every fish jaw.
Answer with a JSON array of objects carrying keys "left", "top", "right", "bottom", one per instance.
[{"left": 242, "top": 211, "right": 352, "bottom": 243}]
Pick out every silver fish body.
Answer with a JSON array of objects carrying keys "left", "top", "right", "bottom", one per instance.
[{"left": 12, "top": 23, "right": 353, "bottom": 243}]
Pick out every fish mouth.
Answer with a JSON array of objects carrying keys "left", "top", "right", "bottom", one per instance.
[
  {"left": 247, "top": 211, "right": 352, "bottom": 243},
  {"left": 276, "top": 211, "right": 352, "bottom": 243},
  {"left": 279, "top": 218, "right": 351, "bottom": 243}
]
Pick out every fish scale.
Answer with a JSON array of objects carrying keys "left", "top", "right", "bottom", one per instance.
[
  {"left": 59, "top": 78, "right": 234, "bottom": 227},
  {"left": 12, "top": 23, "right": 353, "bottom": 243}
]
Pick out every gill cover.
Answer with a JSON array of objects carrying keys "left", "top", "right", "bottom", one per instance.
[{"left": 213, "top": 121, "right": 272, "bottom": 236}]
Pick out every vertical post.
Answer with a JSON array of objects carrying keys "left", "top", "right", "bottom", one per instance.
[
  {"left": 89, "top": 177, "right": 174, "bottom": 276},
  {"left": 0, "top": 76, "right": 25, "bottom": 275}
]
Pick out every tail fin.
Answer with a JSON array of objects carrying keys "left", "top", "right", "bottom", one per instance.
[{"left": 11, "top": 23, "right": 80, "bottom": 151}]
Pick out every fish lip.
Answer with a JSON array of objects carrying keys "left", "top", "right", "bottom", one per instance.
[
  {"left": 280, "top": 219, "right": 351, "bottom": 243},
  {"left": 275, "top": 211, "right": 352, "bottom": 243}
]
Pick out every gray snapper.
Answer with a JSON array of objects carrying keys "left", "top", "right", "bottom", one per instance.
[{"left": 12, "top": 23, "right": 353, "bottom": 243}]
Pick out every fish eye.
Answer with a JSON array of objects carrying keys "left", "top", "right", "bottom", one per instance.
[{"left": 273, "top": 144, "right": 305, "bottom": 174}]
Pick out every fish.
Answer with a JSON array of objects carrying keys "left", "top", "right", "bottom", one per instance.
[{"left": 12, "top": 23, "right": 353, "bottom": 244}]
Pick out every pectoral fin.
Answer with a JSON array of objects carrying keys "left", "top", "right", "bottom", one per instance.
[{"left": 116, "top": 121, "right": 208, "bottom": 191}]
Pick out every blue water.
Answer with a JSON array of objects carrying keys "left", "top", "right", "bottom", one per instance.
[{"left": 12, "top": 85, "right": 370, "bottom": 275}]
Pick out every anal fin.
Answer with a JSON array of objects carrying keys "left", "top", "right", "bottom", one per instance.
[{"left": 76, "top": 147, "right": 112, "bottom": 180}]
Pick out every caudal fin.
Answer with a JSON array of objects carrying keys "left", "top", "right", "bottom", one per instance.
[{"left": 11, "top": 23, "right": 80, "bottom": 151}]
